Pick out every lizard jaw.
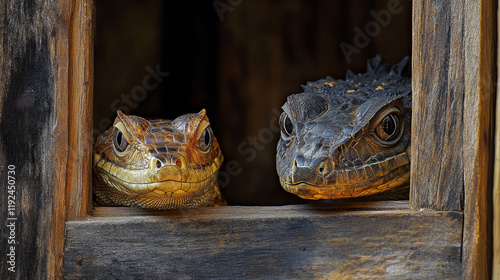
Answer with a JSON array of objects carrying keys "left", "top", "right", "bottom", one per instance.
[{"left": 279, "top": 163, "right": 410, "bottom": 200}]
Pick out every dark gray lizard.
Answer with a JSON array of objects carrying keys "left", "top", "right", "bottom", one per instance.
[{"left": 276, "top": 56, "right": 411, "bottom": 200}]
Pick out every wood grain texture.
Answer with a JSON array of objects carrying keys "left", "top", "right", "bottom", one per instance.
[
  {"left": 64, "top": 203, "right": 463, "bottom": 279},
  {"left": 0, "top": 0, "right": 73, "bottom": 278},
  {"left": 411, "top": 0, "right": 465, "bottom": 211},
  {"left": 413, "top": 0, "right": 495, "bottom": 278},
  {"left": 494, "top": 1, "right": 500, "bottom": 276},
  {"left": 494, "top": 16, "right": 500, "bottom": 278},
  {"left": 66, "top": 0, "right": 94, "bottom": 220},
  {"left": 93, "top": 200, "right": 411, "bottom": 217},
  {"left": 462, "top": 0, "right": 496, "bottom": 278}
]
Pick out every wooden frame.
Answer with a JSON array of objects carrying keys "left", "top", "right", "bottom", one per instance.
[
  {"left": 412, "top": 0, "right": 496, "bottom": 278},
  {"left": 0, "top": 1, "right": 94, "bottom": 279},
  {"left": 493, "top": 0, "right": 500, "bottom": 278},
  {"left": 64, "top": 202, "right": 463, "bottom": 279},
  {"left": 0, "top": 0, "right": 496, "bottom": 279}
]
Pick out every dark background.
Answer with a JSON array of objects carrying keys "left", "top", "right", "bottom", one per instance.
[{"left": 93, "top": 0, "right": 412, "bottom": 205}]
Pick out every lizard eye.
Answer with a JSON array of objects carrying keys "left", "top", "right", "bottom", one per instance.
[
  {"left": 280, "top": 113, "right": 294, "bottom": 137},
  {"left": 199, "top": 126, "right": 213, "bottom": 152},
  {"left": 113, "top": 128, "right": 129, "bottom": 154},
  {"left": 375, "top": 113, "right": 401, "bottom": 142}
]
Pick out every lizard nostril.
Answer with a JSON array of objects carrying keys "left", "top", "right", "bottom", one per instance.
[
  {"left": 172, "top": 155, "right": 187, "bottom": 172},
  {"left": 316, "top": 158, "right": 332, "bottom": 175},
  {"left": 150, "top": 158, "right": 164, "bottom": 172}
]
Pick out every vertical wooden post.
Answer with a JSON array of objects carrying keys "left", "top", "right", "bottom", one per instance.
[
  {"left": 492, "top": 1, "right": 500, "bottom": 278},
  {"left": 66, "top": 0, "right": 94, "bottom": 220},
  {"left": 412, "top": 0, "right": 495, "bottom": 279},
  {"left": 0, "top": 0, "right": 75, "bottom": 278},
  {"left": 462, "top": 0, "right": 496, "bottom": 278},
  {"left": 411, "top": 0, "right": 465, "bottom": 211}
]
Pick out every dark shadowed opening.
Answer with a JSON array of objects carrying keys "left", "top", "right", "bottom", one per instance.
[{"left": 93, "top": 0, "right": 411, "bottom": 205}]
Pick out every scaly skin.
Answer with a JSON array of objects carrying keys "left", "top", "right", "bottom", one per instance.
[
  {"left": 276, "top": 56, "right": 411, "bottom": 200},
  {"left": 92, "top": 109, "right": 225, "bottom": 209}
]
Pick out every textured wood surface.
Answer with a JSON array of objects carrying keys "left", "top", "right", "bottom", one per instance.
[
  {"left": 66, "top": 0, "right": 94, "bottom": 220},
  {"left": 412, "top": 0, "right": 495, "bottom": 278},
  {"left": 493, "top": 0, "right": 500, "bottom": 277},
  {"left": 462, "top": 1, "right": 495, "bottom": 278},
  {"left": 0, "top": 1, "right": 72, "bottom": 278},
  {"left": 494, "top": 27, "right": 500, "bottom": 278},
  {"left": 411, "top": 0, "right": 465, "bottom": 211},
  {"left": 64, "top": 202, "right": 463, "bottom": 279}
]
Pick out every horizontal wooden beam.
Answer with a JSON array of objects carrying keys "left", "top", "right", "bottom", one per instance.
[{"left": 64, "top": 202, "right": 462, "bottom": 279}]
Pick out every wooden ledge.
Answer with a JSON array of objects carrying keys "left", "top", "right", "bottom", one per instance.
[
  {"left": 90, "top": 200, "right": 411, "bottom": 218},
  {"left": 64, "top": 202, "right": 462, "bottom": 279}
]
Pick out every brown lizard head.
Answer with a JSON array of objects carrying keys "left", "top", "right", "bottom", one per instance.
[{"left": 92, "top": 109, "right": 225, "bottom": 209}]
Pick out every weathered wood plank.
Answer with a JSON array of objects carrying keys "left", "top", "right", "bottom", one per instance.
[
  {"left": 413, "top": 0, "right": 495, "bottom": 277},
  {"left": 411, "top": 0, "right": 465, "bottom": 211},
  {"left": 93, "top": 200, "right": 410, "bottom": 217},
  {"left": 66, "top": 0, "right": 94, "bottom": 220},
  {"left": 462, "top": 0, "right": 496, "bottom": 278},
  {"left": 64, "top": 203, "right": 462, "bottom": 279},
  {"left": 493, "top": 2, "right": 500, "bottom": 277},
  {"left": 0, "top": 0, "right": 73, "bottom": 278},
  {"left": 493, "top": 81, "right": 500, "bottom": 277},
  {"left": 413, "top": 1, "right": 495, "bottom": 278}
]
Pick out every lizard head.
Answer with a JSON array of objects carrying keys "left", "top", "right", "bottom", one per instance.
[
  {"left": 92, "top": 109, "right": 224, "bottom": 208},
  {"left": 276, "top": 56, "right": 411, "bottom": 200}
]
